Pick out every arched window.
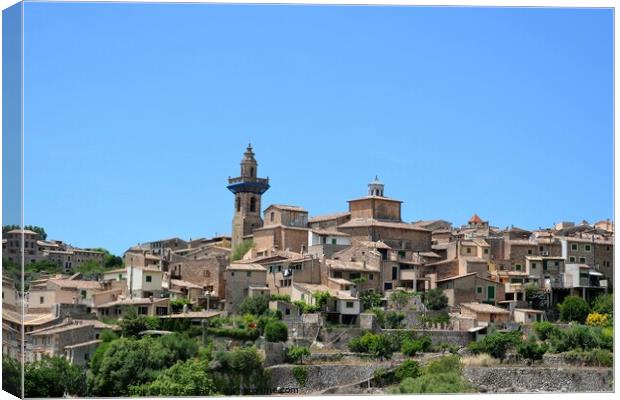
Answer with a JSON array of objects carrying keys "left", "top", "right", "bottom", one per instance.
[
  {"left": 250, "top": 197, "right": 257, "bottom": 212},
  {"left": 236, "top": 196, "right": 241, "bottom": 212},
  {"left": 250, "top": 167, "right": 254, "bottom": 176}
]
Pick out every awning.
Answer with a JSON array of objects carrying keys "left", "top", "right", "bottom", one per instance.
[{"left": 589, "top": 271, "right": 604, "bottom": 276}]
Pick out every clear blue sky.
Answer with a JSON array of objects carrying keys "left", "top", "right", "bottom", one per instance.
[{"left": 21, "top": 3, "right": 613, "bottom": 256}]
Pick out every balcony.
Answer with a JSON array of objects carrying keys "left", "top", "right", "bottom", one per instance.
[
  {"left": 400, "top": 269, "right": 418, "bottom": 281},
  {"left": 505, "top": 283, "right": 523, "bottom": 293}
]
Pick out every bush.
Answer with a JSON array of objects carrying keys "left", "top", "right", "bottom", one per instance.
[
  {"left": 592, "top": 293, "right": 613, "bottom": 315},
  {"left": 270, "top": 294, "right": 291, "bottom": 302},
  {"left": 564, "top": 349, "right": 613, "bottom": 367},
  {"left": 422, "top": 288, "right": 449, "bottom": 311},
  {"left": 394, "top": 360, "right": 422, "bottom": 381},
  {"left": 207, "top": 327, "right": 260, "bottom": 341},
  {"left": 468, "top": 331, "right": 522, "bottom": 361},
  {"left": 385, "top": 311, "right": 405, "bottom": 329},
  {"left": 517, "top": 339, "right": 548, "bottom": 361},
  {"left": 313, "top": 291, "right": 333, "bottom": 309},
  {"left": 292, "top": 366, "right": 308, "bottom": 387},
  {"left": 231, "top": 240, "right": 253, "bottom": 261},
  {"left": 128, "top": 359, "right": 215, "bottom": 396},
  {"left": 360, "top": 290, "right": 383, "bottom": 310},
  {"left": 264, "top": 320, "right": 288, "bottom": 342},
  {"left": 286, "top": 345, "right": 311, "bottom": 365},
  {"left": 533, "top": 321, "right": 560, "bottom": 341},
  {"left": 559, "top": 296, "right": 590, "bottom": 324},
  {"left": 461, "top": 354, "right": 500, "bottom": 367},
  {"left": 425, "top": 354, "right": 463, "bottom": 375},
  {"left": 292, "top": 300, "right": 320, "bottom": 314},
  {"left": 170, "top": 298, "right": 192, "bottom": 313},
  {"left": 396, "top": 373, "right": 472, "bottom": 394},
  {"left": 401, "top": 339, "right": 423, "bottom": 357},
  {"left": 239, "top": 294, "right": 270, "bottom": 316},
  {"left": 586, "top": 312, "right": 610, "bottom": 327},
  {"left": 348, "top": 332, "right": 393, "bottom": 360}
]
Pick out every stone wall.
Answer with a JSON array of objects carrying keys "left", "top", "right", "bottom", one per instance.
[
  {"left": 268, "top": 362, "right": 392, "bottom": 394},
  {"left": 383, "top": 328, "right": 474, "bottom": 347},
  {"left": 463, "top": 366, "right": 613, "bottom": 393}
]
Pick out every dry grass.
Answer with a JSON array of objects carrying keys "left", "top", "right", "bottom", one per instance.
[{"left": 461, "top": 353, "right": 500, "bottom": 367}]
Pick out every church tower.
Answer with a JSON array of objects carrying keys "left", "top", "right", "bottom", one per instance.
[{"left": 227, "top": 144, "right": 270, "bottom": 251}]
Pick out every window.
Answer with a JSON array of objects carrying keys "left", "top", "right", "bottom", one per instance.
[
  {"left": 515, "top": 264, "right": 522, "bottom": 271},
  {"left": 539, "top": 246, "right": 543, "bottom": 252},
  {"left": 584, "top": 245, "right": 591, "bottom": 252},
  {"left": 554, "top": 261, "right": 559, "bottom": 267},
  {"left": 249, "top": 197, "right": 257, "bottom": 212},
  {"left": 118, "top": 273, "right": 123, "bottom": 280},
  {"left": 81, "top": 290, "right": 87, "bottom": 299},
  {"left": 487, "top": 286, "right": 496, "bottom": 299},
  {"left": 236, "top": 196, "right": 241, "bottom": 212},
  {"left": 331, "top": 238, "right": 337, "bottom": 245},
  {"left": 384, "top": 282, "right": 393, "bottom": 290},
  {"left": 231, "top": 272, "right": 235, "bottom": 277},
  {"left": 466, "top": 248, "right": 471, "bottom": 254},
  {"left": 369, "top": 273, "right": 374, "bottom": 280},
  {"left": 145, "top": 275, "right": 152, "bottom": 283},
  {"left": 476, "top": 286, "right": 483, "bottom": 294},
  {"left": 392, "top": 266, "right": 398, "bottom": 280},
  {"left": 333, "top": 271, "right": 342, "bottom": 278},
  {"left": 484, "top": 249, "right": 489, "bottom": 254},
  {"left": 346, "top": 301, "right": 354, "bottom": 308},
  {"left": 139, "top": 306, "right": 148, "bottom": 315},
  {"left": 543, "top": 263, "right": 548, "bottom": 271},
  {"left": 270, "top": 212, "right": 274, "bottom": 222},
  {"left": 499, "top": 265, "right": 504, "bottom": 271},
  {"left": 39, "top": 296, "right": 44, "bottom": 304},
  {"left": 204, "top": 270, "right": 210, "bottom": 277},
  {"left": 571, "top": 243, "right": 578, "bottom": 251},
  {"left": 350, "top": 272, "right": 361, "bottom": 280},
  {"left": 569, "top": 257, "right": 576, "bottom": 262},
  {"left": 531, "top": 263, "right": 537, "bottom": 269},
  {"left": 247, "top": 271, "right": 252, "bottom": 277},
  {"left": 579, "top": 257, "right": 586, "bottom": 263},
  {"left": 527, "top": 249, "right": 532, "bottom": 255}
]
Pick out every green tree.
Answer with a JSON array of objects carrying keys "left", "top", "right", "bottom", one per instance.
[
  {"left": 468, "top": 331, "right": 522, "bottom": 362},
  {"left": 286, "top": 345, "right": 311, "bottom": 365},
  {"left": 231, "top": 240, "right": 254, "bottom": 261},
  {"left": 119, "top": 307, "right": 152, "bottom": 337},
  {"left": 359, "top": 290, "right": 382, "bottom": 310},
  {"left": 559, "top": 296, "right": 590, "bottom": 324},
  {"left": 395, "top": 359, "right": 422, "bottom": 381},
  {"left": 593, "top": 293, "right": 613, "bottom": 316},
  {"left": 264, "top": 320, "right": 288, "bottom": 342},
  {"left": 2, "top": 356, "right": 22, "bottom": 398},
  {"left": 423, "top": 288, "right": 449, "bottom": 310},
  {"left": 312, "top": 290, "right": 333, "bottom": 309},
  {"left": 533, "top": 321, "right": 560, "bottom": 341},
  {"left": 25, "top": 356, "right": 86, "bottom": 398},
  {"left": 211, "top": 346, "right": 267, "bottom": 395},
  {"left": 517, "top": 338, "right": 548, "bottom": 361},
  {"left": 76, "top": 259, "right": 104, "bottom": 279},
  {"left": 239, "top": 294, "right": 270, "bottom": 316},
  {"left": 390, "top": 290, "right": 412, "bottom": 311},
  {"left": 129, "top": 359, "right": 215, "bottom": 396},
  {"left": 385, "top": 310, "right": 406, "bottom": 329}
]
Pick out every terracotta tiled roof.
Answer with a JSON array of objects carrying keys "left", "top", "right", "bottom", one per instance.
[
  {"left": 468, "top": 214, "right": 483, "bottom": 224},
  {"left": 267, "top": 204, "right": 308, "bottom": 212},
  {"left": 460, "top": 302, "right": 509, "bottom": 314},
  {"left": 48, "top": 279, "right": 102, "bottom": 290},
  {"left": 308, "top": 212, "right": 351, "bottom": 223}
]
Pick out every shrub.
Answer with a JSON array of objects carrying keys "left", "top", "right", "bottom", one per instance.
[
  {"left": 207, "top": 327, "right": 260, "bottom": 341},
  {"left": 231, "top": 240, "right": 253, "bottom": 261},
  {"left": 564, "top": 349, "right": 613, "bottom": 367},
  {"left": 468, "top": 331, "right": 522, "bottom": 362},
  {"left": 348, "top": 332, "right": 393, "bottom": 360},
  {"left": 360, "top": 290, "right": 383, "bottom": 310},
  {"left": 559, "top": 296, "right": 590, "bottom": 324},
  {"left": 264, "top": 320, "right": 288, "bottom": 342},
  {"left": 396, "top": 373, "right": 472, "bottom": 394},
  {"left": 286, "top": 345, "right": 311, "bottom": 365},
  {"left": 592, "top": 293, "right": 613, "bottom": 315},
  {"left": 170, "top": 298, "right": 192, "bottom": 313},
  {"left": 292, "top": 366, "right": 308, "bottom": 387},
  {"left": 270, "top": 294, "right": 291, "bottom": 302},
  {"left": 461, "top": 354, "right": 500, "bottom": 367},
  {"left": 586, "top": 312, "right": 610, "bottom": 327},
  {"left": 516, "top": 339, "right": 548, "bottom": 361},
  {"left": 390, "top": 290, "right": 413, "bottom": 311},
  {"left": 394, "top": 360, "right": 422, "bottom": 382},
  {"left": 239, "top": 294, "right": 270, "bottom": 316},
  {"left": 385, "top": 311, "right": 405, "bottom": 329},
  {"left": 401, "top": 339, "right": 423, "bottom": 357},
  {"left": 313, "top": 291, "right": 333, "bottom": 309},
  {"left": 422, "top": 288, "right": 449, "bottom": 311},
  {"left": 425, "top": 355, "right": 463, "bottom": 375},
  {"left": 533, "top": 321, "right": 560, "bottom": 341}
]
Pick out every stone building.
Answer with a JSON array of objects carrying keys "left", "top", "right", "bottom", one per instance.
[
  {"left": 253, "top": 205, "right": 310, "bottom": 256},
  {"left": 224, "top": 263, "right": 268, "bottom": 313},
  {"left": 227, "top": 144, "right": 270, "bottom": 250},
  {"left": 3, "top": 229, "right": 44, "bottom": 264}
]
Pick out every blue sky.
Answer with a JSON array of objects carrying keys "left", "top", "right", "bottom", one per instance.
[{"left": 21, "top": 3, "right": 613, "bottom": 255}]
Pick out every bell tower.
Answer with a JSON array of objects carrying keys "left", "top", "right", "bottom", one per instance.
[{"left": 227, "top": 144, "right": 270, "bottom": 251}]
